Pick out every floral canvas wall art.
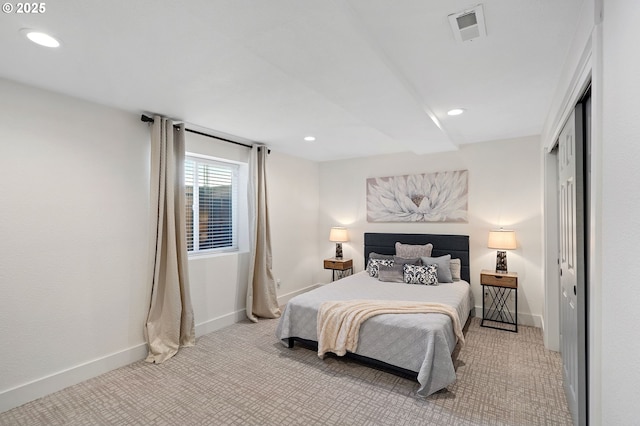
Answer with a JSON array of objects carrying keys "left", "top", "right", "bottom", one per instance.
[{"left": 366, "top": 170, "right": 468, "bottom": 222}]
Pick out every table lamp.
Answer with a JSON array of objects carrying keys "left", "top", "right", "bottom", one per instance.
[
  {"left": 329, "top": 227, "right": 349, "bottom": 259},
  {"left": 487, "top": 229, "right": 517, "bottom": 273}
]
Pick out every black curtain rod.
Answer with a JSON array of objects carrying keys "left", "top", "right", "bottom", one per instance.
[{"left": 141, "top": 114, "right": 256, "bottom": 150}]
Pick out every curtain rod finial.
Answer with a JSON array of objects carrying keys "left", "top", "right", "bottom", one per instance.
[
  {"left": 257, "top": 146, "right": 272, "bottom": 154},
  {"left": 141, "top": 114, "right": 154, "bottom": 123}
]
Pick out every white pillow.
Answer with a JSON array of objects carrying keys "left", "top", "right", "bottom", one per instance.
[{"left": 450, "top": 258, "right": 461, "bottom": 281}]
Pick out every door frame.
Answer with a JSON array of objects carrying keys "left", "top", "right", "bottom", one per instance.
[
  {"left": 542, "top": 37, "right": 593, "bottom": 426},
  {"left": 542, "top": 56, "right": 591, "bottom": 352},
  {"left": 543, "top": 18, "right": 603, "bottom": 425},
  {"left": 543, "top": 147, "right": 560, "bottom": 351}
]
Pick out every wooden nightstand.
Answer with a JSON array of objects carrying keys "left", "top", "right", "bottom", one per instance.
[
  {"left": 324, "top": 258, "right": 353, "bottom": 281},
  {"left": 480, "top": 269, "right": 518, "bottom": 332}
]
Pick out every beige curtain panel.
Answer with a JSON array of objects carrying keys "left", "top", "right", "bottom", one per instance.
[
  {"left": 246, "top": 145, "right": 281, "bottom": 322},
  {"left": 145, "top": 116, "right": 195, "bottom": 363}
]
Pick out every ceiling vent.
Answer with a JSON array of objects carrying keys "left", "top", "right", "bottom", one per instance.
[{"left": 448, "top": 4, "right": 487, "bottom": 43}]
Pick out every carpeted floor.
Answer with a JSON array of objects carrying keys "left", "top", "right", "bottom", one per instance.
[{"left": 0, "top": 317, "right": 572, "bottom": 425}]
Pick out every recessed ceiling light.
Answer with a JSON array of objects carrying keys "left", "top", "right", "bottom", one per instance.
[
  {"left": 447, "top": 108, "right": 465, "bottom": 116},
  {"left": 22, "top": 29, "right": 60, "bottom": 48},
  {"left": 304, "top": 136, "right": 316, "bottom": 142}
]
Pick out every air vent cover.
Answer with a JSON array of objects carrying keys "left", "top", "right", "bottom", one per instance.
[{"left": 448, "top": 4, "right": 487, "bottom": 42}]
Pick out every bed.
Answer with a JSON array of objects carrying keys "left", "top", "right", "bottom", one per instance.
[{"left": 275, "top": 233, "right": 473, "bottom": 396}]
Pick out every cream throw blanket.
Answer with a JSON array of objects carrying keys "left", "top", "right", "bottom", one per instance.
[{"left": 317, "top": 300, "right": 465, "bottom": 358}]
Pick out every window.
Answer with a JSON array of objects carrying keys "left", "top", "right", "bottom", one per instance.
[{"left": 185, "top": 155, "right": 239, "bottom": 254}]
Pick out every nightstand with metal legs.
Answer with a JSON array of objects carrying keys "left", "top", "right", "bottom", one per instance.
[
  {"left": 481, "top": 269, "right": 518, "bottom": 332},
  {"left": 323, "top": 258, "right": 353, "bottom": 281}
]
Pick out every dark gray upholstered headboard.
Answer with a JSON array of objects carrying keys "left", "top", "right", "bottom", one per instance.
[{"left": 364, "top": 233, "right": 470, "bottom": 283}]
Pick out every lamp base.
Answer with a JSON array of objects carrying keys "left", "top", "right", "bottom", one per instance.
[
  {"left": 335, "top": 242, "right": 343, "bottom": 259},
  {"left": 495, "top": 250, "right": 508, "bottom": 273}
]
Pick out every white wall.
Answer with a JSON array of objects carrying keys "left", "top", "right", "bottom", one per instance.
[
  {"left": 268, "top": 151, "right": 322, "bottom": 299},
  {"left": 318, "top": 136, "right": 544, "bottom": 326},
  {"left": 0, "top": 78, "right": 151, "bottom": 411},
  {"left": 600, "top": 2, "right": 640, "bottom": 423},
  {"left": 0, "top": 79, "right": 321, "bottom": 412}
]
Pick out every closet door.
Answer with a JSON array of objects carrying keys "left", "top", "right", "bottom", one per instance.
[{"left": 558, "top": 104, "right": 586, "bottom": 425}]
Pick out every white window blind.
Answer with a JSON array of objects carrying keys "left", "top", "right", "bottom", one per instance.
[{"left": 185, "top": 155, "right": 238, "bottom": 254}]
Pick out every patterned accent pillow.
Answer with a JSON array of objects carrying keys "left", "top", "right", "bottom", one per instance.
[
  {"left": 403, "top": 264, "right": 438, "bottom": 285},
  {"left": 395, "top": 242, "right": 433, "bottom": 258},
  {"left": 367, "top": 259, "right": 394, "bottom": 278}
]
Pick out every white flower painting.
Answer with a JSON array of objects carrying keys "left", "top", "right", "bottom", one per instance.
[{"left": 366, "top": 170, "right": 468, "bottom": 222}]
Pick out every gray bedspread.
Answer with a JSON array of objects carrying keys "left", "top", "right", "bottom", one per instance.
[{"left": 275, "top": 271, "right": 473, "bottom": 396}]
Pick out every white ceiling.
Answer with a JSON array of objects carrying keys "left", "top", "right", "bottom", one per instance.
[{"left": 0, "top": 0, "right": 583, "bottom": 161}]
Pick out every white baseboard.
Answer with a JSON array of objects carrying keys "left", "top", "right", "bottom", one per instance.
[
  {"left": 277, "top": 283, "right": 321, "bottom": 306},
  {"left": 195, "top": 284, "right": 322, "bottom": 337},
  {"left": 0, "top": 286, "right": 325, "bottom": 414},
  {"left": 0, "top": 343, "right": 148, "bottom": 414},
  {"left": 0, "top": 309, "right": 253, "bottom": 414},
  {"left": 195, "top": 309, "right": 248, "bottom": 336},
  {"left": 473, "top": 306, "right": 543, "bottom": 328},
  {"left": 1, "top": 308, "right": 259, "bottom": 414}
]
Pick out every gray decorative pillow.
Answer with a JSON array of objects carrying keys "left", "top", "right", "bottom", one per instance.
[
  {"left": 392, "top": 256, "right": 422, "bottom": 266},
  {"left": 403, "top": 264, "right": 438, "bottom": 285},
  {"left": 395, "top": 242, "right": 433, "bottom": 258},
  {"left": 369, "top": 252, "right": 394, "bottom": 260},
  {"left": 377, "top": 264, "right": 404, "bottom": 283},
  {"left": 367, "top": 259, "right": 394, "bottom": 278},
  {"left": 420, "top": 254, "right": 453, "bottom": 283},
  {"left": 450, "top": 258, "right": 461, "bottom": 281}
]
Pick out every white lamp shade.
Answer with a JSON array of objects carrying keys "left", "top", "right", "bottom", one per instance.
[
  {"left": 487, "top": 230, "right": 517, "bottom": 250},
  {"left": 329, "top": 227, "right": 349, "bottom": 242}
]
